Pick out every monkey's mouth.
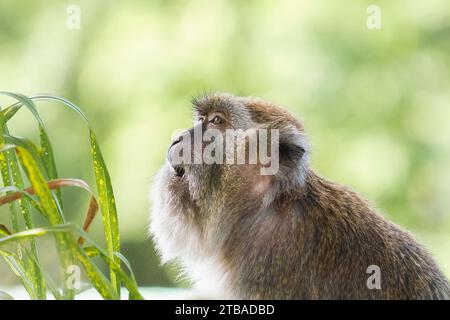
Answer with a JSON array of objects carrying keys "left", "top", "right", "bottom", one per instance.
[
  {"left": 167, "top": 147, "right": 186, "bottom": 178},
  {"left": 172, "top": 164, "right": 185, "bottom": 178}
]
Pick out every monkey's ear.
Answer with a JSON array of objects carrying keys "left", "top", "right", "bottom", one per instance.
[
  {"left": 275, "top": 127, "right": 309, "bottom": 188},
  {"left": 278, "top": 132, "right": 306, "bottom": 167},
  {"left": 278, "top": 127, "right": 307, "bottom": 167}
]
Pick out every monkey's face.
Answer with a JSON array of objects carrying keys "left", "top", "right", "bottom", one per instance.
[{"left": 150, "top": 93, "right": 309, "bottom": 263}]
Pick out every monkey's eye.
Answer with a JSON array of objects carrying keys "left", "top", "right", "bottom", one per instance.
[
  {"left": 198, "top": 116, "right": 206, "bottom": 123},
  {"left": 211, "top": 115, "right": 224, "bottom": 125}
]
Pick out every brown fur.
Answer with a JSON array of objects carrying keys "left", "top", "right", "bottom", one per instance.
[{"left": 150, "top": 93, "right": 450, "bottom": 299}]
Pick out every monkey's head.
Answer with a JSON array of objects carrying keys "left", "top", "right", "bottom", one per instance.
[{"left": 150, "top": 93, "right": 309, "bottom": 270}]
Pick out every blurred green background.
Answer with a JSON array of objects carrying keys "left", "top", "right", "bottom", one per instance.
[{"left": 0, "top": 0, "right": 449, "bottom": 288}]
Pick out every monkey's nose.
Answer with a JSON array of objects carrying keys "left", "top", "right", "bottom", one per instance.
[
  {"left": 169, "top": 134, "right": 183, "bottom": 149},
  {"left": 167, "top": 134, "right": 187, "bottom": 177},
  {"left": 167, "top": 134, "right": 184, "bottom": 164}
]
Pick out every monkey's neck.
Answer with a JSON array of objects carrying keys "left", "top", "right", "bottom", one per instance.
[
  {"left": 291, "top": 169, "right": 368, "bottom": 213},
  {"left": 216, "top": 170, "right": 374, "bottom": 299}
]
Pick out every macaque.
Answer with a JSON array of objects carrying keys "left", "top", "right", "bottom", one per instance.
[{"left": 150, "top": 93, "right": 450, "bottom": 299}]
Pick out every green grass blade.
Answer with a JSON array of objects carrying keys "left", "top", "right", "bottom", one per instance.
[
  {"left": 11, "top": 147, "right": 117, "bottom": 300},
  {"left": 76, "top": 227, "right": 143, "bottom": 300},
  {"left": 0, "top": 116, "right": 20, "bottom": 232},
  {"left": 1, "top": 102, "right": 20, "bottom": 121},
  {"left": 0, "top": 92, "right": 45, "bottom": 125},
  {"left": 2, "top": 135, "right": 46, "bottom": 174},
  {"left": 0, "top": 290, "right": 14, "bottom": 300},
  {"left": 39, "top": 127, "right": 62, "bottom": 205},
  {"left": 14, "top": 95, "right": 121, "bottom": 296},
  {"left": 0, "top": 249, "right": 36, "bottom": 299},
  {"left": 0, "top": 111, "right": 46, "bottom": 299},
  {"left": 90, "top": 131, "right": 120, "bottom": 294},
  {"left": 0, "top": 224, "right": 11, "bottom": 235},
  {"left": 71, "top": 245, "right": 118, "bottom": 300},
  {"left": 0, "top": 186, "right": 45, "bottom": 214},
  {"left": 41, "top": 273, "right": 64, "bottom": 300},
  {"left": 82, "top": 246, "right": 143, "bottom": 300},
  {"left": 0, "top": 150, "right": 20, "bottom": 231},
  {"left": 29, "top": 95, "right": 89, "bottom": 122},
  {"left": 0, "top": 177, "right": 101, "bottom": 247},
  {"left": 0, "top": 178, "right": 98, "bottom": 219},
  {"left": 0, "top": 224, "right": 71, "bottom": 245},
  {"left": 0, "top": 225, "right": 119, "bottom": 300},
  {"left": 19, "top": 247, "right": 65, "bottom": 300},
  {"left": 0, "top": 94, "right": 130, "bottom": 300},
  {"left": 0, "top": 93, "right": 62, "bottom": 206},
  {"left": 15, "top": 146, "right": 74, "bottom": 299},
  {"left": 0, "top": 92, "right": 63, "bottom": 299}
]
